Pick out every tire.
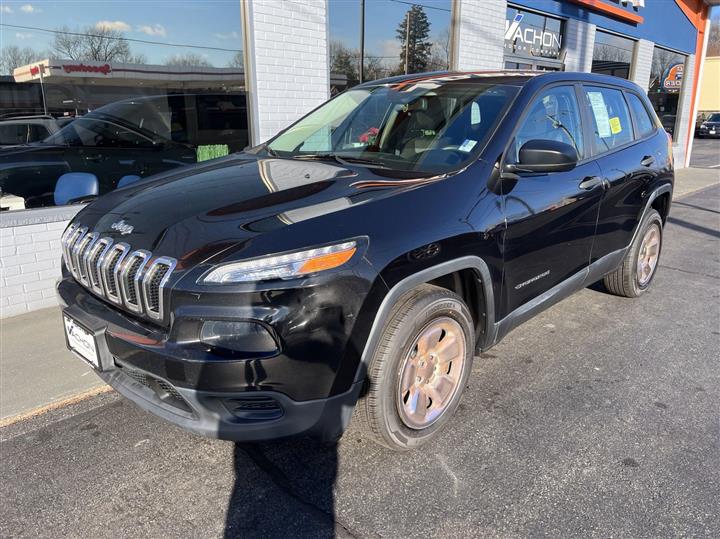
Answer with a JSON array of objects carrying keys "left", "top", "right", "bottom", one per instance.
[
  {"left": 603, "top": 208, "right": 663, "bottom": 298},
  {"left": 354, "top": 284, "right": 475, "bottom": 451}
]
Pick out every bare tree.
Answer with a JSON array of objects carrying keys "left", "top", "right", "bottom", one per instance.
[
  {"left": 593, "top": 43, "right": 632, "bottom": 63},
  {"left": 52, "top": 25, "right": 132, "bottom": 62},
  {"left": 329, "top": 40, "right": 358, "bottom": 81},
  {"left": 707, "top": 18, "right": 720, "bottom": 57},
  {"left": 363, "top": 55, "right": 386, "bottom": 81},
  {"left": 0, "top": 45, "right": 46, "bottom": 75},
  {"left": 228, "top": 51, "right": 244, "bottom": 68},
  {"left": 164, "top": 53, "right": 213, "bottom": 67},
  {"left": 650, "top": 47, "right": 682, "bottom": 89}
]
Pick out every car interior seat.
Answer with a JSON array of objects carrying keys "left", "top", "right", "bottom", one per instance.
[{"left": 54, "top": 172, "right": 99, "bottom": 206}]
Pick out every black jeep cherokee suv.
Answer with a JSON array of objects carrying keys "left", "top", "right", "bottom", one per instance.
[{"left": 57, "top": 72, "right": 673, "bottom": 450}]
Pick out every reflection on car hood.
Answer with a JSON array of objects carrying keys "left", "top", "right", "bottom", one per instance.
[{"left": 74, "top": 153, "right": 433, "bottom": 266}]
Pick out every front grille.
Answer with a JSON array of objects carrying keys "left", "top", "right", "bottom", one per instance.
[{"left": 61, "top": 224, "right": 177, "bottom": 321}]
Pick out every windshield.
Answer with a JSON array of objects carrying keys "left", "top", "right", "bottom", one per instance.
[
  {"left": 707, "top": 113, "right": 720, "bottom": 122},
  {"left": 267, "top": 82, "right": 519, "bottom": 173},
  {"left": 44, "top": 98, "right": 172, "bottom": 148}
]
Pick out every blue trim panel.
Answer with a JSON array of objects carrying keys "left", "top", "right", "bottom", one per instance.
[{"left": 510, "top": 0, "right": 697, "bottom": 55}]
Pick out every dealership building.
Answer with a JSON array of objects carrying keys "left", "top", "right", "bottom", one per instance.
[{"left": 0, "top": 0, "right": 717, "bottom": 317}]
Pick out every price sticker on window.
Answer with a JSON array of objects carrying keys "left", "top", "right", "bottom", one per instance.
[{"left": 609, "top": 116, "right": 622, "bottom": 135}]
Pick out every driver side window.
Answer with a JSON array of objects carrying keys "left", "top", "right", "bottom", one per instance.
[{"left": 510, "top": 85, "right": 584, "bottom": 163}]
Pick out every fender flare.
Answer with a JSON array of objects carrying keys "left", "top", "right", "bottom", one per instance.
[
  {"left": 629, "top": 183, "right": 673, "bottom": 246},
  {"left": 354, "top": 256, "right": 495, "bottom": 383}
]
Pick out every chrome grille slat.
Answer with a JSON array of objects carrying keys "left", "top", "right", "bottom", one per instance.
[
  {"left": 142, "top": 257, "right": 177, "bottom": 320},
  {"left": 120, "top": 250, "right": 151, "bottom": 313},
  {"left": 62, "top": 226, "right": 176, "bottom": 321},
  {"left": 88, "top": 238, "right": 113, "bottom": 294},
  {"left": 78, "top": 233, "right": 99, "bottom": 286},
  {"left": 104, "top": 243, "right": 130, "bottom": 304},
  {"left": 65, "top": 226, "right": 86, "bottom": 278}
]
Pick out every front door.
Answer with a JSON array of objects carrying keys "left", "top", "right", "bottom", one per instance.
[{"left": 501, "top": 84, "right": 604, "bottom": 314}]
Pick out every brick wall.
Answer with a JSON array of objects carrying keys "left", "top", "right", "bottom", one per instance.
[
  {"left": 454, "top": 0, "right": 505, "bottom": 71},
  {"left": 243, "top": 0, "right": 330, "bottom": 144},
  {"left": 0, "top": 207, "right": 81, "bottom": 319},
  {"left": 673, "top": 54, "right": 695, "bottom": 167},
  {"left": 564, "top": 19, "right": 596, "bottom": 73},
  {"left": 630, "top": 39, "right": 654, "bottom": 91}
]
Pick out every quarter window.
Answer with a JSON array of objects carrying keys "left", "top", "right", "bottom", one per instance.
[
  {"left": 511, "top": 85, "right": 584, "bottom": 162},
  {"left": 625, "top": 92, "right": 656, "bottom": 138},
  {"left": 583, "top": 86, "right": 633, "bottom": 152}
]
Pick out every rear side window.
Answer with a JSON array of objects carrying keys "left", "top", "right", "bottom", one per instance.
[
  {"left": 583, "top": 86, "right": 633, "bottom": 153},
  {"left": 625, "top": 92, "right": 655, "bottom": 138}
]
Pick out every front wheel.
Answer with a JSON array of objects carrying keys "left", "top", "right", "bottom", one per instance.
[
  {"left": 354, "top": 284, "right": 474, "bottom": 450},
  {"left": 604, "top": 208, "right": 663, "bottom": 297}
]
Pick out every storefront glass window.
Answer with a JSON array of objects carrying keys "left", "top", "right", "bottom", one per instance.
[
  {"left": 328, "top": 0, "right": 452, "bottom": 93},
  {"left": 648, "top": 46, "right": 686, "bottom": 139},
  {"left": 503, "top": 6, "right": 564, "bottom": 71},
  {"left": 591, "top": 31, "right": 635, "bottom": 80},
  {"left": 0, "top": 1, "right": 246, "bottom": 211}
]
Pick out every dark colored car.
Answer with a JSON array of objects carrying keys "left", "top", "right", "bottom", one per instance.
[
  {"left": 57, "top": 71, "right": 673, "bottom": 450},
  {"left": 696, "top": 112, "right": 720, "bottom": 138},
  {"left": 0, "top": 115, "right": 74, "bottom": 147},
  {"left": 0, "top": 93, "right": 248, "bottom": 209}
]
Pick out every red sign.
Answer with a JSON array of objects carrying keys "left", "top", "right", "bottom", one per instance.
[
  {"left": 29, "top": 64, "right": 45, "bottom": 77},
  {"left": 62, "top": 63, "right": 112, "bottom": 75}
]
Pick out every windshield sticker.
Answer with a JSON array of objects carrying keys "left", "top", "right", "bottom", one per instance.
[
  {"left": 458, "top": 139, "right": 477, "bottom": 153},
  {"left": 587, "top": 91, "right": 611, "bottom": 139},
  {"left": 609, "top": 116, "right": 622, "bottom": 135}
]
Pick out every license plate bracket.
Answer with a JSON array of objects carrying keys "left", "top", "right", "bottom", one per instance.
[{"left": 62, "top": 311, "right": 115, "bottom": 371}]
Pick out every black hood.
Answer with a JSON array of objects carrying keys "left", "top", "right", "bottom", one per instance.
[{"left": 74, "top": 153, "right": 438, "bottom": 267}]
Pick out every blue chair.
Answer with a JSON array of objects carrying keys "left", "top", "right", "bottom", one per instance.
[
  {"left": 54, "top": 172, "right": 99, "bottom": 206},
  {"left": 117, "top": 174, "right": 141, "bottom": 188}
]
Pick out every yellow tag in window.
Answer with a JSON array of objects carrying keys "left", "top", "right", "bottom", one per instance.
[{"left": 609, "top": 117, "right": 622, "bottom": 135}]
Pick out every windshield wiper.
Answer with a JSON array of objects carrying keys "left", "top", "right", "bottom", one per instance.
[{"left": 293, "top": 153, "right": 389, "bottom": 169}]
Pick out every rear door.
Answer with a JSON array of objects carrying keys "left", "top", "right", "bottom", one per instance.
[
  {"left": 501, "top": 84, "right": 604, "bottom": 314},
  {"left": 581, "top": 85, "right": 662, "bottom": 261}
]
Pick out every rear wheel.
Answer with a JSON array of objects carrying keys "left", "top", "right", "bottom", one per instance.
[
  {"left": 604, "top": 209, "right": 663, "bottom": 298},
  {"left": 354, "top": 284, "right": 474, "bottom": 450}
]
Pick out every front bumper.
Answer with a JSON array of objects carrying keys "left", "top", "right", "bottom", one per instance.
[
  {"left": 57, "top": 276, "right": 367, "bottom": 441},
  {"left": 698, "top": 127, "right": 720, "bottom": 137}
]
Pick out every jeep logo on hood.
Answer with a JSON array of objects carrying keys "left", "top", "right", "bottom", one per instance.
[{"left": 110, "top": 219, "right": 134, "bottom": 235}]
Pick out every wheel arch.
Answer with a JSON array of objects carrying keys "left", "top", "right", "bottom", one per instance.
[{"left": 354, "top": 256, "right": 496, "bottom": 384}]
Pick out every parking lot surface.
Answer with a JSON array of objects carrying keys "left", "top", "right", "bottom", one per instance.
[
  {"left": 1, "top": 185, "right": 719, "bottom": 539},
  {"left": 690, "top": 137, "right": 720, "bottom": 168}
]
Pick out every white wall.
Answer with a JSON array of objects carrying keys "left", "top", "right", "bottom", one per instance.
[
  {"left": 0, "top": 207, "right": 81, "bottom": 319},
  {"left": 454, "top": 0, "right": 506, "bottom": 71},
  {"left": 564, "top": 19, "right": 596, "bottom": 73},
  {"left": 242, "top": 0, "right": 330, "bottom": 144}
]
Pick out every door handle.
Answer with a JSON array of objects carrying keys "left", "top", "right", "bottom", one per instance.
[
  {"left": 579, "top": 176, "right": 603, "bottom": 190},
  {"left": 84, "top": 154, "right": 103, "bottom": 163},
  {"left": 640, "top": 155, "right": 655, "bottom": 167}
]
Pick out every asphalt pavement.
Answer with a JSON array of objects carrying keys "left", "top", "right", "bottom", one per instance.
[
  {"left": 690, "top": 137, "right": 720, "bottom": 169},
  {"left": 1, "top": 185, "right": 719, "bottom": 538}
]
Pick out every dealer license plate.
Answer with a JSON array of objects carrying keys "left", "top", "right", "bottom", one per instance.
[{"left": 63, "top": 315, "right": 100, "bottom": 369}]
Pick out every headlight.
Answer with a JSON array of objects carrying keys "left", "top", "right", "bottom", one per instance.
[
  {"left": 701, "top": 123, "right": 708, "bottom": 128},
  {"left": 201, "top": 241, "right": 358, "bottom": 283}
]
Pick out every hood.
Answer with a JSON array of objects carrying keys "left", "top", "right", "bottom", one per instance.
[{"left": 74, "top": 153, "right": 437, "bottom": 267}]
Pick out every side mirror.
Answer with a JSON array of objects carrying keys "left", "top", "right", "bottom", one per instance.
[{"left": 505, "top": 139, "right": 578, "bottom": 174}]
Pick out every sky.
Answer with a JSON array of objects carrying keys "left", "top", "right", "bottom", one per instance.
[
  {"left": 328, "top": 0, "right": 451, "bottom": 61},
  {"left": 0, "top": 0, "right": 451, "bottom": 68},
  {"left": 0, "top": 0, "right": 244, "bottom": 66}
]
